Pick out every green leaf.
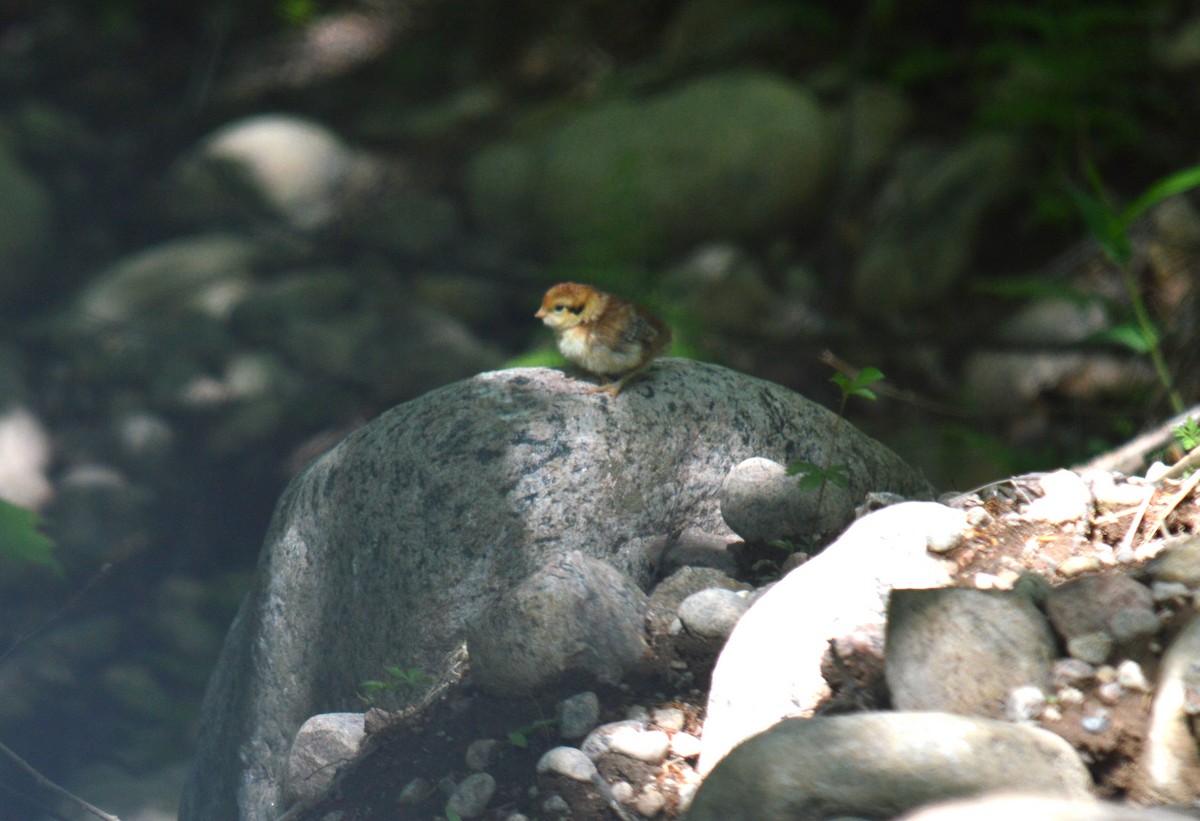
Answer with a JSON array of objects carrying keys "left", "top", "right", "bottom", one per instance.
[
  {"left": 1120, "top": 164, "right": 1200, "bottom": 228},
  {"left": 507, "top": 730, "right": 528, "bottom": 748},
  {"left": 1091, "top": 323, "right": 1156, "bottom": 354},
  {"left": 825, "top": 465, "right": 851, "bottom": 488},
  {"left": 1173, "top": 418, "right": 1200, "bottom": 451},
  {"left": 0, "top": 499, "right": 58, "bottom": 572},
  {"left": 1067, "top": 183, "right": 1131, "bottom": 264}
]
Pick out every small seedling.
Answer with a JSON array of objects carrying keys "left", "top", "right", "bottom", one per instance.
[
  {"left": 506, "top": 717, "right": 558, "bottom": 749},
  {"left": 1070, "top": 160, "right": 1200, "bottom": 416},
  {"left": 788, "top": 361, "right": 884, "bottom": 516},
  {"left": 1173, "top": 417, "right": 1200, "bottom": 452},
  {"left": 358, "top": 665, "right": 427, "bottom": 706}
]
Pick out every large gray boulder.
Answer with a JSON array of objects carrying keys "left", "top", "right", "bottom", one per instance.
[{"left": 179, "top": 359, "right": 932, "bottom": 820}]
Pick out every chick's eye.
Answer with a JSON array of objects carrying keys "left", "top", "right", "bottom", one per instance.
[{"left": 553, "top": 305, "right": 565, "bottom": 312}]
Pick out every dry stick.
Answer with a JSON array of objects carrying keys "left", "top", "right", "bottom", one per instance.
[
  {"left": 1078, "top": 403, "right": 1200, "bottom": 476},
  {"left": 1118, "top": 489, "right": 1155, "bottom": 559},
  {"left": 1147, "top": 469, "right": 1200, "bottom": 538},
  {"left": 0, "top": 740, "right": 121, "bottom": 821}
]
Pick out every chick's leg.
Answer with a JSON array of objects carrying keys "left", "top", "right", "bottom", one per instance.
[{"left": 584, "top": 369, "right": 638, "bottom": 397}]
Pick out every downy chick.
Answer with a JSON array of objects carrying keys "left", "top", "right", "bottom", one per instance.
[{"left": 535, "top": 282, "right": 671, "bottom": 396}]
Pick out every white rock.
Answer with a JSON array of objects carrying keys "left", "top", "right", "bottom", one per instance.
[
  {"left": 536, "top": 746, "right": 597, "bottom": 783},
  {"left": 699, "top": 502, "right": 962, "bottom": 774},
  {"left": 609, "top": 727, "right": 670, "bottom": 763}
]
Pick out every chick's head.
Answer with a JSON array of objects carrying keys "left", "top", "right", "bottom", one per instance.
[{"left": 535, "top": 282, "right": 605, "bottom": 330}]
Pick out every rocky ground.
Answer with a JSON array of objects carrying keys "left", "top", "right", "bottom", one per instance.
[{"left": 274, "top": 462, "right": 1200, "bottom": 820}]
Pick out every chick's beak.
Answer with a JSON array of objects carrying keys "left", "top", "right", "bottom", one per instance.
[{"left": 535, "top": 307, "right": 547, "bottom": 319}]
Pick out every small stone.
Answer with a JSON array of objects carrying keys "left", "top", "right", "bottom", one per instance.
[
  {"left": 1109, "top": 607, "right": 1161, "bottom": 643},
  {"left": 966, "top": 506, "right": 992, "bottom": 527},
  {"left": 634, "top": 785, "right": 667, "bottom": 816},
  {"left": 536, "top": 747, "right": 598, "bottom": 783},
  {"left": 465, "top": 739, "right": 499, "bottom": 771},
  {"left": 1052, "top": 658, "right": 1095, "bottom": 688},
  {"left": 582, "top": 720, "right": 644, "bottom": 758},
  {"left": 398, "top": 777, "right": 432, "bottom": 805},
  {"left": 609, "top": 727, "right": 671, "bottom": 763},
  {"left": 1081, "top": 711, "right": 1110, "bottom": 734},
  {"left": 1012, "top": 573, "right": 1053, "bottom": 605},
  {"left": 1096, "top": 681, "right": 1123, "bottom": 705},
  {"left": 610, "top": 781, "right": 634, "bottom": 802},
  {"left": 1116, "top": 660, "right": 1151, "bottom": 692},
  {"left": 625, "top": 705, "right": 651, "bottom": 722},
  {"left": 670, "top": 731, "right": 702, "bottom": 759},
  {"left": 557, "top": 692, "right": 600, "bottom": 740},
  {"left": 677, "top": 588, "right": 751, "bottom": 639},
  {"left": 1094, "top": 665, "right": 1117, "bottom": 684},
  {"left": 652, "top": 706, "right": 686, "bottom": 732},
  {"left": 1026, "top": 470, "right": 1091, "bottom": 523},
  {"left": 925, "top": 523, "right": 964, "bottom": 554},
  {"left": 1005, "top": 686, "right": 1046, "bottom": 722},
  {"left": 1057, "top": 556, "right": 1101, "bottom": 577},
  {"left": 1145, "top": 461, "right": 1170, "bottom": 482},
  {"left": 1057, "top": 686, "right": 1085, "bottom": 705},
  {"left": 542, "top": 794, "right": 570, "bottom": 815},
  {"left": 1152, "top": 581, "right": 1191, "bottom": 601},
  {"left": 1066, "top": 632, "right": 1112, "bottom": 664},
  {"left": 445, "top": 772, "right": 496, "bottom": 819},
  {"left": 1042, "top": 705, "right": 1062, "bottom": 721}
]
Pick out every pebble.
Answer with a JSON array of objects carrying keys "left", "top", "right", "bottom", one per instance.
[
  {"left": 398, "top": 777, "right": 432, "bottom": 805},
  {"left": 1026, "top": 470, "right": 1091, "bottom": 523},
  {"left": 1052, "top": 658, "right": 1095, "bottom": 688},
  {"left": 670, "top": 731, "right": 702, "bottom": 759},
  {"left": 652, "top": 706, "right": 686, "bottom": 732},
  {"left": 1152, "top": 581, "right": 1191, "bottom": 601},
  {"left": 557, "top": 691, "right": 600, "bottom": 740},
  {"left": 542, "top": 795, "right": 570, "bottom": 815},
  {"left": 445, "top": 772, "right": 496, "bottom": 819},
  {"left": 609, "top": 726, "right": 671, "bottom": 763},
  {"left": 677, "top": 588, "right": 751, "bottom": 639},
  {"left": 1096, "top": 681, "right": 1123, "bottom": 705},
  {"left": 1005, "top": 685, "right": 1046, "bottom": 722},
  {"left": 634, "top": 785, "right": 667, "bottom": 816},
  {"left": 610, "top": 781, "right": 634, "bottom": 802},
  {"left": 1108, "top": 607, "right": 1161, "bottom": 643},
  {"left": 536, "top": 747, "right": 598, "bottom": 783},
  {"left": 1058, "top": 686, "right": 1084, "bottom": 705},
  {"left": 582, "top": 720, "right": 644, "bottom": 758},
  {"left": 1066, "top": 631, "right": 1112, "bottom": 664},
  {"left": 1081, "top": 711, "right": 1110, "bottom": 734},
  {"left": 965, "top": 505, "right": 992, "bottom": 527},
  {"left": 1116, "top": 660, "right": 1151, "bottom": 692},
  {"left": 625, "top": 705, "right": 651, "bottom": 722},
  {"left": 465, "top": 739, "right": 499, "bottom": 771},
  {"left": 1057, "top": 555, "right": 1102, "bottom": 577},
  {"left": 925, "top": 525, "right": 964, "bottom": 554}
]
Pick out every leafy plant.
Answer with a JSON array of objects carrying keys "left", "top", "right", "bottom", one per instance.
[
  {"left": 506, "top": 717, "right": 558, "bottom": 749},
  {"left": 1070, "top": 161, "right": 1200, "bottom": 416},
  {"left": 788, "top": 364, "right": 884, "bottom": 514},
  {"left": 359, "top": 665, "right": 428, "bottom": 706},
  {"left": 1174, "top": 417, "right": 1200, "bottom": 452},
  {"left": 0, "top": 499, "right": 59, "bottom": 573}
]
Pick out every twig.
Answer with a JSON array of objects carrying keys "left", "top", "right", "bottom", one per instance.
[
  {"left": 1118, "top": 489, "right": 1155, "bottom": 559},
  {"left": 1078, "top": 404, "right": 1200, "bottom": 475},
  {"left": 0, "top": 740, "right": 121, "bottom": 821},
  {"left": 1159, "top": 445, "right": 1200, "bottom": 483},
  {"left": 0, "top": 563, "right": 112, "bottom": 667},
  {"left": 1145, "top": 470, "right": 1200, "bottom": 539}
]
